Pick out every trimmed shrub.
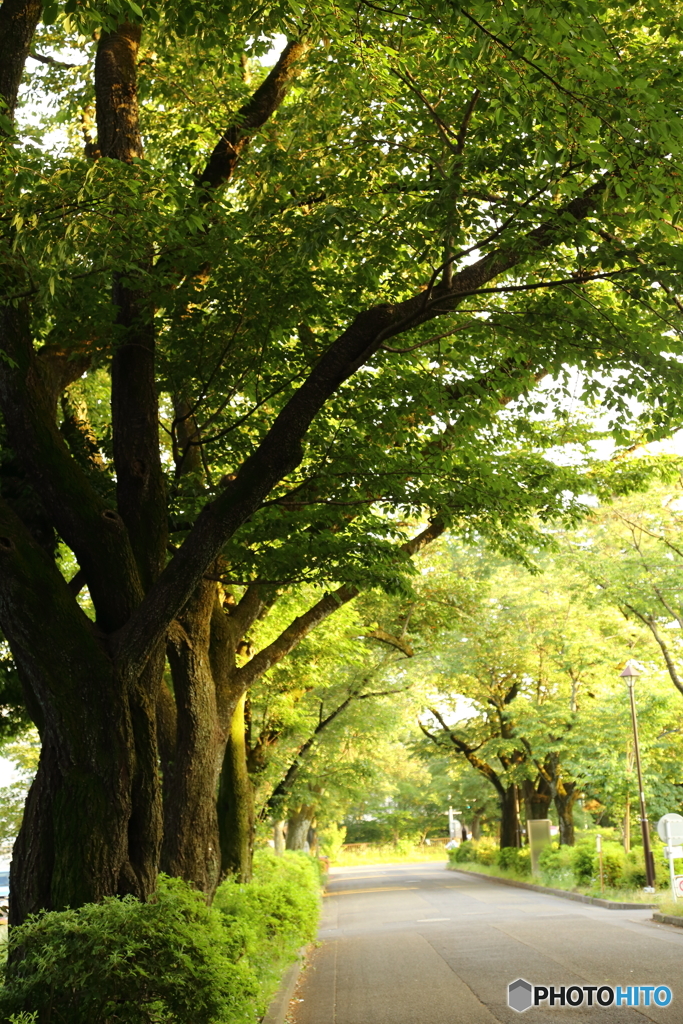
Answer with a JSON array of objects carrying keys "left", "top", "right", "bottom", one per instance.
[
  {"left": 214, "top": 850, "right": 320, "bottom": 972},
  {"left": 572, "top": 843, "right": 595, "bottom": 883},
  {"left": 452, "top": 840, "right": 476, "bottom": 863},
  {"left": 0, "top": 876, "right": 256, "bottom": 1024},
  {"left": 538, "top": 844, "right": 574, "bottom": 887},
  {"left": 496, "top": 847, "right": 532, "bottom": 876},
  {"left": 0, "top": 852, "right": 321, "bottom": 1024},
  {"left": 622, "top": 849, "right": 647, "bottom": 888},
  {"left": 593, "top": 843, "right": 625, "bottom": 887}
]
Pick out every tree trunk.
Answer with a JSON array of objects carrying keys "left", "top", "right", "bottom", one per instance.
[
  {"left": 218, "top": 694, "right": 254, "bottom": 882},
  {"left": 522, "top": 774, "right": 552, "bottom": 823},
  {"left": 161, "top": 581, "right": 224, "bottom": 896},
  {"left": 555, "top": 783, "right": 578, "bottom": 846},
  {"left": 273, "top": 820, "right": 286, "bottom": 854},
  {"left": 499, "top": 785, "right": 521, "bottom": 849},
  {"left": 470, "top": 815, "right": 481, "bottom": 840},
  {"left": 286, "top": 805, "right": 315, "bottom": 850}
]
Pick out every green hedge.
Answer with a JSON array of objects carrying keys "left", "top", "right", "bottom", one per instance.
[
  {"left": 538, "top": 841, "right": 648, "bottom": 889},
  {"left": 0, "top": 851, "right": 321, "bottom": 1024}
]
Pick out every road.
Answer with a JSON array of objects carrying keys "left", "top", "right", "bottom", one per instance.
[{"left": 290, "top": 861, "right": 683, "bottom": 1024}]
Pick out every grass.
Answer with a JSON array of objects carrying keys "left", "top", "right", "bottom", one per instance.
[
  {"left": 331, "top": 844, "right": 449, "bottom": 867},
  {"left": 657, "top": 896, "right": 683, "bottom": 917},
  {"left": 448, "top": 860, "right": 667, "bottom": 904}
]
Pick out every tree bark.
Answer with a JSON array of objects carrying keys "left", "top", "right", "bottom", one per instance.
[
  {"left": 522, "top": 774, "right": 552, "bottom": 823},
  {"left": 554, "top": 781, "right": 578, "bottom": 846},
  {"left": 218, "top": 694, "right": 254, "bottom": 882},
  {"left": 0, "top": 0, "right": 42, "bottom": 121},
  {"left": 273, "top": 820, "right": 286, "bottom": 854},
  {"left": 161, "top": 582, "right": 225, "bottom": 895},
  {"left": 499, "top": 785, "right": 521, "bottom": 849},
  {"left": 286, "top": 805, "right": 315, "bottom": 851}
]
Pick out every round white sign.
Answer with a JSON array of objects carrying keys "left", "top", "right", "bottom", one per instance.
[
  {"left": 657, "top": 813, "right": 683, "bottom": 844},
  {"left": 675, "top": 875, "right": 683, "bottom": 897}
]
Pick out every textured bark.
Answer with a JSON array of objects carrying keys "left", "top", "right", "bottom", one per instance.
[
  {"left": 0, "top": 499, "right": 143, "bottom": 924},
  {"left": 273, "top": 820, "right": 286, "bottom": 854},
  {"left": 218, "top": 694, "right": 254, "bottom": 882},
  {"left": 94, "top": 22, "right": 142, "bottom": 161},
  {"left": 162, "top": 582, "right": 225, "bottom": 895},
  {"left": 554, "top": 782, "right": 579, "bottom": 846},
  {"left": 522, "top": 774, "right": 552, "bottom": 823},
  {"left": 286, "top": 805, "right": 315, "bottom": 851},
  {"left": 198, "top": 38, "right": 311, "bottom": 190},
  {"left": 499, "top": 786, "right": 521, "bottom": 849},
  {"left": 110, "top": 280, "right": 167, "bottom": 589},
  {"left": 0, "top": 0, "right": 42, "bottom": 121}
]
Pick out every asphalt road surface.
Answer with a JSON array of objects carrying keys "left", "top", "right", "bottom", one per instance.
[{"left": 290, "top": 861, "right": 683, "bottom": 1024}]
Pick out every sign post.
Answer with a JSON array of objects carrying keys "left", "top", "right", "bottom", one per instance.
[{"left": 657, "top": 814, "right": 683, "bottom": 901}]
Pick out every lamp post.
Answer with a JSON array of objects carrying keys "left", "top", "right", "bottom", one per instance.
[{"left": 620, "top": 661, "right": 656, "bottom": 891}]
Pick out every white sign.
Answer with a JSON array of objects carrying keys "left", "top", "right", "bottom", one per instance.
[
  {"left": 665, "top": 846, "right": 683, "bottom": 859},
  {"left": 675, "top": 876, "right": 683, "bottom": 897},
  {"left": 657, "top": 813, "right": 683, "bottom": 844}
]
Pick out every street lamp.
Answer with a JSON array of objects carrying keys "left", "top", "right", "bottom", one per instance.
[{"left": 620, "top": 661, "right": 656, "bottom": 891}]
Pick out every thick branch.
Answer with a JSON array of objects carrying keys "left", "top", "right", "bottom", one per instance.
[
  {"left": 0, "top": 495, "right": 113, "bottom": 716},
  {"left": 624, "top": 603, "right": 683, "bottom": 697},
  {"left": 95, "top": 22, "right": 142, "bottom": 161},
  {"left": 234, "top": 518, "right": 445, "bottom": 692},
  {"left": 0, "top": 0, "right": 42, "bottom": 121},
  {"left": 0, "top": 302, "right": 144, "bottom": 629},
  {"left": 427, "top": 706, "right": 506, "bottom": 799},
  {"left": 95, "top": 24, "right": 168, "bottom": 589},
  {"left": 113, "top": 180, "right": 605, "bottom": 674},
  {"left": 198, "top": 38, "right": 312, "bottom": 191}
]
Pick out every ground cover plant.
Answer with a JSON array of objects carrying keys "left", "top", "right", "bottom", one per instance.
[
  {"left": 447, "top": 835, "right": 670, "bottom": 905},
  {"left": 0, "top": 852, "right": 320, "bottom": 1024}
]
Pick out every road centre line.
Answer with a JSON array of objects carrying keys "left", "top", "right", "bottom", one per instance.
[{"left": 324, "top": 886, "right": 420, "bottom": 896}]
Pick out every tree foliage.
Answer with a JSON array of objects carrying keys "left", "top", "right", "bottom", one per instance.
[{"left": 3, "top": 0, "right": 683, "bottom": 921}]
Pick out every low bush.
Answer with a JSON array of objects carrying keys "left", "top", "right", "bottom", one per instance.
[
  {"left": 452, "top": 840, "right": 475, "bottom": 863},
  {"left": 472, "top": 837, "right": 498, "bottom": 865},
  {"left": 448, "top": 837, "right": 498, "bottom": 867},
  {"left": 594, "top": 843, "right": 626, "bottom": 887},
  {"left": 572, "top": 843, "right": 595, "bottom": 883},
  {"left": 496, "top": 847, "right": 532, "bottom": 876},
  {"left": 622, "top": 849, "right": 647, "bottom": 888},
  {"left": 538, "top": 844, "right": 575, "bottom": 887},
  {"left": 0, "top": 852, "right": 321, "bottom": 1024}
]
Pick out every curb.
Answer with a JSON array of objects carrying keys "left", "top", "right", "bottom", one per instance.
[
  {"left": 652, "top": 912, "right": 683, "bottom": 928},
  {"left": 262, "top": 946, "right": 308, "bottom": 1024},
  {"left": 448, "top": 867, "right": 656, "bottom": 910}
]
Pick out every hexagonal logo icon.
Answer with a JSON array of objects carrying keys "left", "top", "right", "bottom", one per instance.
[{"left": 508, "top": 978, "right": 533, "bottom": 1013}]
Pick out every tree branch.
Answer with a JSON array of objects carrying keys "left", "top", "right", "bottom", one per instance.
[
  {"left": 0, "top": 0, "right": 42, "bottom": 122},
  {"left": 0, "top": 302, "right": 145, "bottom": 630},
  {"left": 197, "top": 38, "right": 312, "bottom": 192},
  {"left": 112, "top": 177, "right": 606, "bottom": 675}
]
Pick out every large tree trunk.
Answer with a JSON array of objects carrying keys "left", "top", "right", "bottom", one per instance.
[
  {"left": 286, "top": 805, "right": 315, "bottom": 851},
  {"left": 499, "top": 785, "right": 521, "bottom": 849},
  {"left": 218, "top": 695, "right": 254, "bottom": 882},
  {"left": 273, "top": 820, "right": 286, "bottom": 854},
  {"left": 554, "top": 782, "right": 579, "bottom": 846},
  {"left": 522, "top": 774, "right": 552, "bottom": 823},
  {"left": 161, "top": 581, "right": 225, "bottom": 896}
]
